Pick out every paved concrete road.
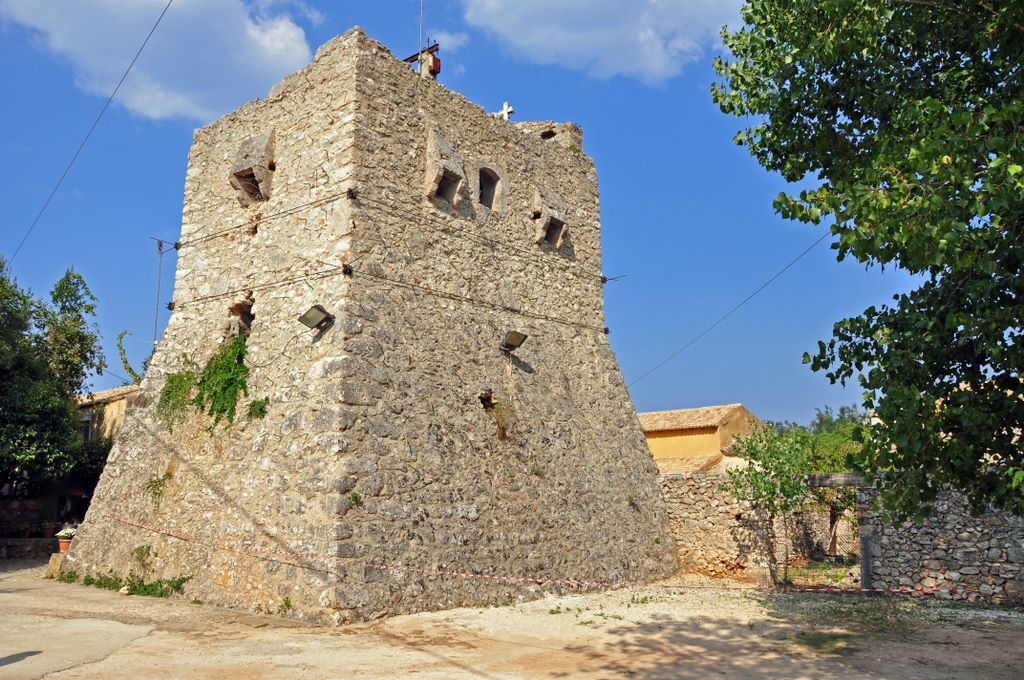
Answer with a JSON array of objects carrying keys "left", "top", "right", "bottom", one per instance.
[{"left": 0, "top": 617, "right": 151, "bottom": 680}]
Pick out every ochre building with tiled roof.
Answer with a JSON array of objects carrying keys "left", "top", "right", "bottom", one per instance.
[
  {"left": 77, "top": 384, "right": 140, "bottom": 443},
  {"left": 637, "top": 403, "right": 761, "bottom": 474}
]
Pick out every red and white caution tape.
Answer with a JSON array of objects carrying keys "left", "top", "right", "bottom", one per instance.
[
  {"left": 103, "top": 515, "right": 1015, "bottom": 600},
  {"left": 790, "top": 585, "right": 1024, "bottom": 600}
]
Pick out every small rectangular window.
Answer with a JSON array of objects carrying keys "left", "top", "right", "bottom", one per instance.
[
  {"left": 436, "top": 170, "right": 461, "bottom": 205},
  {"left": 544, "top": 217, "right": 565, "bottom": 246},
  {"left": 232, "top": 169, "right": 264, "bottom": 202},
  {"left": 478, "top": 168, "right": 499, "bottom": 209}
]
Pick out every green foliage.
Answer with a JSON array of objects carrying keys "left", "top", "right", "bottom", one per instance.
[
  {"left": 44, "top": 269, "right": 106, "bottom": 396},
  {"left": 247, "top": 397, "right": 269, "bottom": 420},
  {"left": 723, "top": 424, "right": 813, "bottom": 584},
  {"left": 193, "top": 335, "right": 249, "bottom": 427},
  {"left": 124, "top": 573, "right": 191, "bottom": 597},
  {"left": 57, "top": 570, "right": 79, "bottom": 583},
  {"left": 276, "top": 597, "right": 293, "bottom": 615},
  {"left": 131, "top": 544, "right": 154, "bottom": 571},
  {"left": 347, "top": 491, "right": 363, "bottom": 509},
  {"left": 82, "top": 571, "right": 124, "bottom": 590},
  {"left": 145, "top": 472, "right": 173, "bottom": 509},
  {"left": 810, "top": 420, "right": 861, "bottom": 554},
  {"left": 714, "top": 2, "right": 1024, "bottom": 520},
  {"left": 156, "top": 364, "right": 198, "bottom": 432},
  {"left": 82, "top": 570, "right": 191, "bottom": 597},
  {"left": 808, "top": 407, "right": 863, "bottom": 514},
  {"left": 116, "top": 331, "right": 146, "bottom": 385},
  {"left": 809, "top": 405, "right": 863, "bottom": 436},
  {"left": 723, "top": 425, "right": 812, "bottom": 519},
  {"left": 157, "top": 336, "right": 254, "bottom": 432},
  {"left": 0, "top": 258, "right": 105, "bottom": 494}
]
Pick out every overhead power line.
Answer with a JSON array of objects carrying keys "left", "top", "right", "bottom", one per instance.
[
  {"left": 627, "top": 231, "right": 831, "bottom": 388},
  {"left": 171, "top": 258, "right": 605, "bottom": 334},
  {"left": 8, "top": 0, "right": 175, "bottom": 263}
]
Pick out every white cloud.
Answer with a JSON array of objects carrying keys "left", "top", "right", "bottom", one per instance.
[
  {"left": 0, "top": 0, "right": 313, "bottom": 121},
  {"left": 429, "top": 29, "right": 470, "bottom": 53},
  {"left": 461, "top": 0, "right": 742, "bottom": 83},
  {"left": 253, "top": 0, "right": 324, "bottom": 26}
]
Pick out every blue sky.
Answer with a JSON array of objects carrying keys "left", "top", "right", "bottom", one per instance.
[{"left": 0, "top": 0, "right": 916, "bottom": 424}]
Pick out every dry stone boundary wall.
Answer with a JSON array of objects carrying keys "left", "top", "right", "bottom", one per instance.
[
  {"left": 859, "top": 488, "right": 1024, "bottom": 603},
  {"left": 660, "top": 473, "right": 850, "bottom": 580}
]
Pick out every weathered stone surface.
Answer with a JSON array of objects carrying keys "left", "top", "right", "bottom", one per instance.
[
  {"left": 69, "top": 27, "right": 676, "bottom": 623},
  {"left": 859, "top": 487, "right": 1024, "bottom": 604},
  {"left": 659, "top": 474, "right": 854, "bottom": 579}
]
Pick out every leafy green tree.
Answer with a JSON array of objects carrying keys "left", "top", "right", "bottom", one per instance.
[
  {"left": 44, "top": 269, "right": 106, "bottom": 395},
  {"left": 808, "top": 406, "right": 863, "bottom": 556},
  {"left": 809, "top": 405, "right": 862, "bottom": 436},
  {"left": 723, "top": 424, "right": 813, "bottom": 583},
  {"left": 713, "top": 1, "right": 1024, "bottom": 520},
  {"left": 0, "top": 259, "right": 105, "bottom": 494}
]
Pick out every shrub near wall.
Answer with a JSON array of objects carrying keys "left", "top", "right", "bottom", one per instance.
[
  {"left": 859, "top": 488, "right": 1024, "bottom": 603},
  {"left": 660, "top": 473, "right": 855, "bottom": 580}
]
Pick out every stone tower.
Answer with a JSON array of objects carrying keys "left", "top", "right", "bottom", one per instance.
[{"left": 70, "top": 28, "right": 676, "bottom": 623}]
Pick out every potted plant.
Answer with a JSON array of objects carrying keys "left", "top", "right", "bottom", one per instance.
[{"left": 55, "top": 527, "right": 76, "bottom": 554}]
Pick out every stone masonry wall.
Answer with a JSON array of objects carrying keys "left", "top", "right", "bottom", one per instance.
[
  {"left": 70, "top": 28, "right": 676, "bottom": 624},
  {"left": 660, "top": 474, "right": 770, "bottom": 579},
  {"left": 859, "top": 488, "right": 1024, "bottom": 603},
  {"left": 661, "top": 473, "right": 855, "bottom": 580}
]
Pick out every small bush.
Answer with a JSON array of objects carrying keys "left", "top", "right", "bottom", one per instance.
[
  {"left": 57, "top": 570, "right": 79, "bottom": 583},
  {"left": 247, "top": 397, "right": 269, "bottom": 419},
  {"left": 81, "top": 571, "right": 191, "bottom": 597},
  {"left": 83, "top": 571, "right": 124, "bottom": 590},
  {"left": 276, "top": 597, "right": 293, "bottom": 615},
  {"left": 347, "top": 491, "right": 363, "bottom": 509},
  {"left": 125, "top": 573, "right": 192, "bottom": 597}
]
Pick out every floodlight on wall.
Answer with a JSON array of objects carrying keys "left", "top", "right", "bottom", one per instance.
[
  {"left": 499, "top": 330, "right": 528, "bottom": 352},
  {"left": 298, "top": 304, "right": 334, "bottom": 330}
]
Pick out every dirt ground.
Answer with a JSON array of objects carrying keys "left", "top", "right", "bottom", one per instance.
[{"left": 2, "top": 559, "right": 1023, "bottom": 679}]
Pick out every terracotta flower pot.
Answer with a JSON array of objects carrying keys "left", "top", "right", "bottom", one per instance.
[
  {"left": 58, "top": 538, "right": 72, "bottom": 554},
  {"left": 41, "top": 524, "right": 59, "bottom": 538}
]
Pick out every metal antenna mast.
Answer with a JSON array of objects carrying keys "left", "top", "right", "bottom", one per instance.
[
  {"left": 418, "top": 0, "right": 424, "bottom": 73},
  {"left": 149, "top": 238, "right": 173, "bottom": 348}
]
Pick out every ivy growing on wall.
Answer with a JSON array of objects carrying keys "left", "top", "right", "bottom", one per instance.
[
  {"left": 156, "top": 358, "right": 199, "bottom": 432},
  {"left": 156, "top": 335, "right": 262, "bottom": 431},
  {"left": 193, "top": 334, "right": 249, "bottom": 426}
]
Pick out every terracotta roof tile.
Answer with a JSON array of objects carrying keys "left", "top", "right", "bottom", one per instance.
[{"left": 637, "top": 404, "right": 744, "bottom": 433}]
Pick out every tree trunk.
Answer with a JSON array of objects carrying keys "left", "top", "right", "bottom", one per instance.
[
  {"left": 782, "top": 511, "right": 790, "bottom": 585},
  {"left": 764, "top": 509, "right": 779, "bottom": 585},
  {"left": 828, "top": 505, "right": 840, "bottom": 558}
]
